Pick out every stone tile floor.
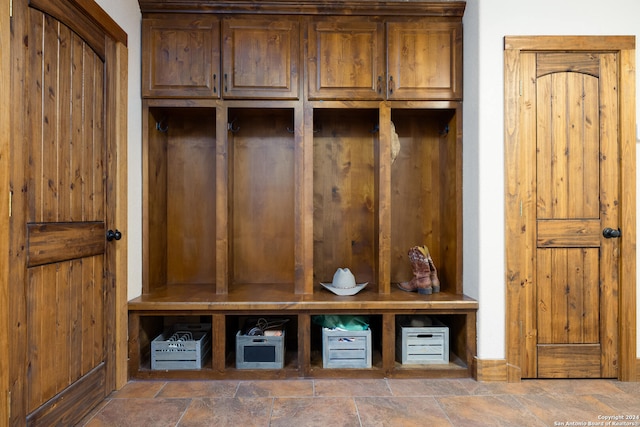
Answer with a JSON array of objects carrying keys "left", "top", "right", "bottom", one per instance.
[{"left": 77, "top": 378, "right": 640, "bottom": 426}]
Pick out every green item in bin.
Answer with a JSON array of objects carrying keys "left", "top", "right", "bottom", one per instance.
[{"left": 312, "top": 315, "right": 369, "bottom": 331}]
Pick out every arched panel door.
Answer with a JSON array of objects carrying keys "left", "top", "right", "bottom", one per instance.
[
  {"left": 7, "top": 0, "right": 127, "bottom": 424},
  {"left": 504, "top": 36, "right": 636, "bottom": 381}
]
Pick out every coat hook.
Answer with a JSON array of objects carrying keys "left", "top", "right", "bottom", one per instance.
[
  {"left": 370, "top": 124, "right": 379, "bottom": 134},
  {"left": 156, "top": 117, "right": 168, "bottom": 133},
  {"left": 228, "top": 118, "right": 240, "bottom": 133},
  {"left": 286, "top": 126, "right": 295, "bottom": 134},
  {"left": 439, "top": 124, "right": 450, "bottom": 136}
]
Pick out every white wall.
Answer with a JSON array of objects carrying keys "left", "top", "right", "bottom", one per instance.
[
  {"left": 93, "top": 0, "right": 143, "bottom": 301},
  {"left": 463, "top": 0, "right": 640, "bottom": 359},
  {"left": 97, "top": 0, "right": 640, "bottom": 361}
]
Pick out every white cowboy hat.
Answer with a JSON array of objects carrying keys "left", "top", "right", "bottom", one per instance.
[{"left": 320, "top": 268, "right": 368, "bottom": 296}]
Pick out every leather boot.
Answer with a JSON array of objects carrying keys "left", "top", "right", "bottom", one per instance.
[
  {"left": 428, "top": 257, "right": 440, "bottom": 293},
  {"left": 398, "top": 246, "right": 433, "bottom": 295}
]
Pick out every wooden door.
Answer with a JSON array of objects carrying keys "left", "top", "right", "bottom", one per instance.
[
  {"left": 505, "top": 37, "right": 636, "bottom": 380},
  {"left": 222, "top": 18, "right": 299, "bottom": 99},
  {"left": 386, "top": 21, "right": 462, "bottom": 100},
  {"left": 142, "top": 15, "right": 220, "bottom": 98},
  {"left": 8, "top": 0, "right": 127, "bottom": 424},
  {"left": 306, "top": 18, "right": 385, "bottom": 100},
  {"left": 534, "top": 52, "right": 619, "bottom": 378}
]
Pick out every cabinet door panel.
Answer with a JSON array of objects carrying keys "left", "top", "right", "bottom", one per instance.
[
  {"left": 387, "top": 21, "right": 462, "bottom": 100},
  {"left": 307, "top": 19, "right": 385, "bottom": 100},
  {"left": 222, "top": 18, "right": 299, "bottom": 99},
  {"left": 142, "top": 15, "right": 220, "bottom": 98}
]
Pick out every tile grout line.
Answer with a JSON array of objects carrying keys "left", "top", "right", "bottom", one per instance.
[
  {"left": 74, "top": 398, "right": 112, "bottom": 426},
  {"left": 433, "top": 394, "right": 458, "bottom": 426},
  {"left": 173, "top": 397, "right": 192, "bottom": 427},
  {"left": 503, "top": 394, "right": 550, "bottom": 427},
  {"left": 353, "top": 397, "right": 364, "bottom": 427},
  {"left": 267, "top": 396, "right": 275, "bottom": 427},
  {"left": 154, "top": 381, "right": 168, "bottom": 398}
]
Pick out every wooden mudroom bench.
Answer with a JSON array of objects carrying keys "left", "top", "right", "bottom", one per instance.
[{"left": 128, "top": 284, "right": 478, "bottom": 379}]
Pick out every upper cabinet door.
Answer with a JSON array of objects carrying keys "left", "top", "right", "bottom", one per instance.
[
  {"left": 142, "top": 15, "right": 220, "bottom": 98},
  {"left": 387, "top": 21, "right": 462, "bottom": 100},
  {"left": 222, "top": 18, "right": 299, "bottom": 99},
  {"left": 307, "top": 18, "right": 385, "bottom": 100}
]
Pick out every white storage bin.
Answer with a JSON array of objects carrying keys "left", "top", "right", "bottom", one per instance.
[
  {"left": 151, "top": 323, "right": 211, "bottom": 370},
  {"left": 397, "top": 319, "right": 449, "bottom": 364},
  {"left": 322, "top": 328, "right": 371, "bottom": 368}
]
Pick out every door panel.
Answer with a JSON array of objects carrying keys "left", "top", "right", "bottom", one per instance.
[
  {"left": 537, "top": 344, "right": 601, "bottom": 378},
  {"left": 536, "top": 248, "right": 600, "bottom": 344},
  {"left": 536, "top": 71, "right": 600, "bottom": 220},
  {"left": 533, "top": 52, "right": 619, "bottom": 378},
  {"left": 24, "top": 6, "right": 110, "bottom": 420}
]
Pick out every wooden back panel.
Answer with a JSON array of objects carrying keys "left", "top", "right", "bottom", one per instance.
[
  {"left": 230, "top": 108, "right": 296, "bottom": 285},
  {"left": 313, "top": 109, "right": 378, "bottom": 285}
]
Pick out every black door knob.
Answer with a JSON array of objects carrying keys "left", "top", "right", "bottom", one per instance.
[
  {"left": 602, "top": 227, "right": 621, "bottom": 239},
  {"left": 106, "top": 229, "right": 122, "bottom": 241}
]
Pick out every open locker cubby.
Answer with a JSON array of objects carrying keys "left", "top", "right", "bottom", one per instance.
[
  {"left": 390, "top": 108, "right": 461, "bottom": 294},
  {"left": 228, "top": 108, "right": 296, "bottom": 288},
  {"left": 313, "top": 108, "right": 380, "bottom": 289},
  {"left": 145, "top": 106, "right": 217, "bottom": 294}
]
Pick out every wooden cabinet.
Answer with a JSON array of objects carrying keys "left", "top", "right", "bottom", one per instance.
[
  {"left": 222, "top": 18, "right": 300, "bottom": 99},
  {"left": 307, "top": 18, "right": 385, "bottom": 100},
  {"left": 387, "top": 20, "right": 462, "bottom": 100},
  {"left": 133, "top": 0, "right": 475, "bottom": 381},
  {"left": 142, "top": 15, "right": 220, "bottom": 98},
  {"left": 307, "top": 18, "right": 462, "bottom": 100}
]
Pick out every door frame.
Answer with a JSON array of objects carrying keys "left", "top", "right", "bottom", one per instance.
[
  {"left": 1, "top": 0, "right": 11, "bottom": 422},
  {"left": 504, "top": 36, "right": 636, "bottom": 381},
  {"left": 2, "top": 0, "right": 128, "bottom": 423}
]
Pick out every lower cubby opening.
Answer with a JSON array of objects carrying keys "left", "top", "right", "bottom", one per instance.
[
  {"left": 309, "top": 314, "right": 383, "bottom": 372},
  {"left": 225, "top": 315, "right": 299, "bottom": 372},
  {"left": 137, "top": 314, "right": 214, "bottom": 372},
  {"left": 394, "top": 314, "right": 471, "bottom": 373}
]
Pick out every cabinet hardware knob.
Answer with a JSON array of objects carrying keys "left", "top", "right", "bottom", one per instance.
[
  {"left": 106, "top": 229, "right": 122, "bottom": 241},
  {"left": 602, "top": 227, "right": 621, "bottom": 238}
]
